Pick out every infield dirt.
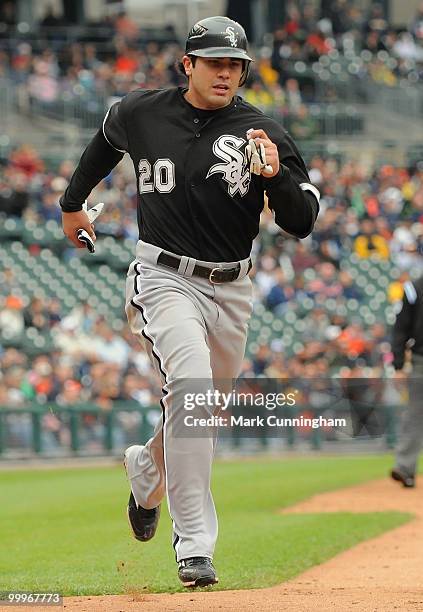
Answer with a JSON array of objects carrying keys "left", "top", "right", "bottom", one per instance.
[{"left": 12, "top": 476, "right": 423, "bottom": 612}]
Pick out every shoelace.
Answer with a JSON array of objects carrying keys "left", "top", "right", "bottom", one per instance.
[
  {"left": 130, "top": 493, "right": 157, "bottom": 518},
  {"left": 182, "top": 557, "right": 211, "bottom": 567},
  {"left": 136, "top": 504, "right": 157, "bottom": 518}
]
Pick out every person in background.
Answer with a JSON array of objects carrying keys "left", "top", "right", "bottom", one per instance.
[{"left": 390, "top": 275, "right": 423, "bottom": 487}]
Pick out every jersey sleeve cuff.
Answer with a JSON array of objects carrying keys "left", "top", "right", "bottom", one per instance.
[
  {"left": 263, "top": 165, "right": 287, "bottom": 189},
  {"left": 59, "top": 195, "right": 83, "bottom": 213}
]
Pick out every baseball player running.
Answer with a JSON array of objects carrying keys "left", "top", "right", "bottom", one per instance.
[{"left": 60, "top": 16, "right": 320, "bottom": 588}]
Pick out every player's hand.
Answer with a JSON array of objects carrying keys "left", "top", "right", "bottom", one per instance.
[
  {"left": 62, "top": 210, "right": 96, "bottom": 249},
  {"left": 246, "top": 128, "right": 280, "bottom": 178}
]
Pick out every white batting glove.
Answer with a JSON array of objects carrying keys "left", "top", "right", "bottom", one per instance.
[{"left": 245, "top": 129, "right": 273, "bottom": 176}]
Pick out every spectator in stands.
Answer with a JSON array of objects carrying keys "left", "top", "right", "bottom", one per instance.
[
  {"left": 26, "top": 355, "right": 56, "bottom": 402},
  {"left": 302, "top": 308, "right": 330, "bottom": 343},
  {"left": 366, "top": 322, "right": 390, "bottom": 367},
  {"left": 28, "top": 57, "right": 59, "bottom": 106},
  {"left": 53, "top": 318, "right": 95, "bottom": 358},
  {"left": 93, "top": 371, "right": 121, "bottom": 410},
  {"left": 0, "top": 170, "right": 29, "bottom": 217},
  {"left": 300, "top": 4, "right": 318, "bottom": 35},
  {"left": 61, "top": 302, "right": 99, "bottom": 335},
  {"left": 373, "top": 216, "right": 392, "bottom": 242},
  {"left": 0, "top": 1, "right": 16, "bottom": 26},
  {"left": 11, "top": 43, "right": 33, "bottom": 85},
  {"left": 0, "top": 348, "right": 27, "bottom": 370},
  {"left": 92, "top": 322, "right": 130, "bottom": 367},
  {"left": 335, "top": 320, "right": 370, "bottom": 362},
  {"left": 3, "top": 366, "right": 27, "bottom": 405},
  {"left": 252, "top": 344, "right": 272, "bottom": 376},
  {"left": 305, "top": 23, "right": 333, "bottom": 60},
  {"left": 284, "top": 78, "right": 303, "bottom": 112},
  {"left": 346, "top": 5, "right": 364, "bottom": 37},
  {"left": 364, "top": 2, "right": 388, "bottom": 36},
  {"left": 265, "top": 269, "right": 295, "bottom": 314},
  {"left": 46, "top": 298, "right": 62, "bottom": 328},
  {"left": 410, "top": 2, "right": 423, "bottom": 41},
  {"left": 48, "top": 361, "right": 80, "bottom": 400},
  {"left": 390, "top": 223, "right": 422, "bottom": 272},
  {"left": 38, "top": 184, "right": 63, "bottom": 222},
  {"left": 306, "top": 262, "right": 343, "bottom": 299},
  {"left": 0, "top": 383, "right": 9, "bottom": 405},
  {"left": 56, "top": 379, "right": 83, "bottom": 406},
  {"left": 290, "top": 241, "right": 319, "bottom": 273},
  {"left": 0, "top": 295, "right": 24, "bottom": 338},
  {"left": 114, "top": 43, "right": 140, "bottom": 77},
  {"left": 363, "top": 30, "right": 388, "bottom": 54},
  {"left": 271, "top": 28, "right": 287, "bottom": 75},
  {"left": 327, "top": 0, "right": 350, "bottom": 36},
  {"left": 244, "top": 80, "right": 274, "bottom": 110},
  {"left": 353, "top": 218, "right": 389, "bottom": 259},
  {"left": 114, "top": 11, "right": 139, "bottom": 41},
  {"left": 40, "top": 6, "right": 62, "bottom": 28},
  {"left": 23, "top": 297, "right": 50, "bottom": 332},
  {"left": 256, "top": 57, "right": 280, "bottom": 89},
  {"left": 253, "top": 254, "right": 279, "bottom": 303},
  {"left": 339, "top": 270, "right": 362, "bottom": 301},
  {"left": 9, "top": 144, "right": 45, "bottom": 178},
  {"left": 289, "top": 104, "right": 318, "bottom": 140},
  {"left": 1, "top": 269, "right": 19, "bottom": 297},
  {"left": 283, "top": 4, "right": 302, "bottom": 37},
  {"left": 393, "top": 32, "right": 423, "bottom": 62}
]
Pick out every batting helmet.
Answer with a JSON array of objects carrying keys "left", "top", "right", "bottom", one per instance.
[{"left": 185, "top": 16, "right": 253, "bottom": 86}]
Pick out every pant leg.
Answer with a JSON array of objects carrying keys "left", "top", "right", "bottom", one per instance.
[
  {"left": 395, "top": 359, "right": 423, "bottom": 476},
  {"left": 208, "top": 275, "right": 253, "bottom": 384},
  {"left": 207, "top": 276, "right": 253, "bottom": 459},
  {"left": 395, "top": 404, "right": 423, "bottom": 476},
  {"left": 125, "top": 259, "right": 220, "bottom": 561}
]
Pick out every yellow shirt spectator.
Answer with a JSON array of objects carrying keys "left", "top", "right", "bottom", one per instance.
[
  {"left": 354, "top": 234, "right": 390, "bottom": 259},
  {"left": 244, "top": 83, "right": 274, "bottom": 109},
  {"left": 353, "top": 220, "right": 390, "bottom": 259}
]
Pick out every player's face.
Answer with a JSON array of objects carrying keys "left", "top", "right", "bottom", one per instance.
[{"left": 184, "top": 56, "right": 243, "bottom": 109}]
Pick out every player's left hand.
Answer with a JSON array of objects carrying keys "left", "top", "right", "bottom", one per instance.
[{"left": 246, "top": 128, "right": 280, "bottom": 178}]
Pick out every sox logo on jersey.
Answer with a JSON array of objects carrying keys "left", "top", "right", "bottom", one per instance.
[{"left": 206, "top": 135, "right": 251, "bottom": 197}]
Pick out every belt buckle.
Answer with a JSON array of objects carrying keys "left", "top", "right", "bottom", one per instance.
[{"left": 209, "top": 267, "right": 224, "bottom": 284}]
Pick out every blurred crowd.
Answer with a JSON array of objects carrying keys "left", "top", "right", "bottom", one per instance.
[
  {"left": 1, "top": 2, "right": 423, "bottom": 452},
  {"left": 1, "top": 144, "right": 423, "bottom": 418},
  {"left": 0, "top": 1, "right": 421, "bottom": 135},
  {"left": 269, "top": 1, "right": 423, "bottom": 78},
  {"left": 2, "top": 144, "right": 423, "bottom": 256}
]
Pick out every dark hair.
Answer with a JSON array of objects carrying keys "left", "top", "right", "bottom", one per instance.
[
  {"left": 177, "top": 55, "right": 198, "bottom": 78},
  {"left": 176, "top": 55, "right": 247, "bottom": 84}
]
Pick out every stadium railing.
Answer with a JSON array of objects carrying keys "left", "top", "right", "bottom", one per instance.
[
  {"left": 0, "top": 24, "right": 178, "bottom": 52},
  {"left": 364, "top": 80, "right": 423, "bottom": 119},
  {"left": 0, "top": 402, "right": 398, "bottom": 458}
]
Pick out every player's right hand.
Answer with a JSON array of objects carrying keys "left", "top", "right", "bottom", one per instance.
[{"left": 62, "top": 210, "right": 96, "bottom": 249}]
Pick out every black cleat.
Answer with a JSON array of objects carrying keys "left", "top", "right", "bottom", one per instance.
[
  {"left": 391, "top": 468, "right": 415, "bottom": 488},
  {"left": 124, "top": 446, "right": 160, "bottom": 542},
  {"left": 127, "top": 491, "right": 161, "bottom": 542},
  {"left": 178, "top": 557, "right": 219, "bottom": 588}
]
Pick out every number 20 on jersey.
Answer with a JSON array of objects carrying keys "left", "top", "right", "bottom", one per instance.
[{"left": 138, "top": 159, "right": 176, "bottom": 194}]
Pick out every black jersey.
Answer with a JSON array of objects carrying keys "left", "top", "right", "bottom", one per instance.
[{"left": 60, "top": 87, "right": 319, "bottom": 262}]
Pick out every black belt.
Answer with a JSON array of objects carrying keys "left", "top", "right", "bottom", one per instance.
[{"left": 157, "top": 252, "right": 251, "bottom": 284}]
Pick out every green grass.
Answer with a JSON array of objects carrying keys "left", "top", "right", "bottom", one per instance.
[{"left": 0, "top": 455, "right": 412, "bottom": 595}]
